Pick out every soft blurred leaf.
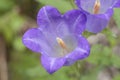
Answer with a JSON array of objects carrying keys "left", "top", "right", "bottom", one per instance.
[
  {"left": 13, "top": 37, "right": 26, "bottom": 51},
  {"left": 113, "top": 8, "right": 120, "bottom": 28},
  {"left": 0, "top": 0, "right": 14, "bottom": 13},
  {"left": 81, "top": 65, "right": 102, "bottom": 80},
  {"left": 0, "top": 9, "right": 25, "bottom": 43},
  {"left": 111, "top": 54, "right": 120, "bottom": 68},
  {"left": 37, "top": 0, "right": 75, "bottom": 13},
  {"left": 113, "top": 74, "right": 120, "bottom": 80},
  {"left": 102, "top": 28, "right": 117, "bottom": 46},
  {"left": 86, "top": 45, "right": 112, "bottom": 66}
]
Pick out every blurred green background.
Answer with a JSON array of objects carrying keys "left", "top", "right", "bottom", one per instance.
[{"left": 0, "top": 0, "right": 120, "bottom": 80}]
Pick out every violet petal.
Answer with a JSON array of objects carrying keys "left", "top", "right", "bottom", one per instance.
[
  {"left": 41, "top": 55, "right": 66, "bottom": 74},
  {"left": 113, "top": 0, "right": 120, "bottom": 8},
  {"left": 86, "top": 9, "right": 113, "bottom": 33},
  {"left": 64, "top": 10, "right": 87, "bottom": 34},
  {"left": 22, "top": 28, "right": 48, "bottom": 53},
  {"left": 37, "top": 6, "right": 61, "bottom": 28},
  {"left": 64, "top": 35, "right": 90, "bottom": 66}
]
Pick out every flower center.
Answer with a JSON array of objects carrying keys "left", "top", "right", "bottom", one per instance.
[
  {"left": 50, "top": 35, "right": 77, "bottom": 58},
  {"left": 56, "top": 37, "right": 68, "bottom": 51},
  {"left": 93, "top": 0, "right": 101, "bottom": 14},
  {"left": 56, "top": 37, "right": 69, "bottom": 56}
]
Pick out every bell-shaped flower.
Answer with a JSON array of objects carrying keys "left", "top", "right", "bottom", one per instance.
[
  {"left": 22, "top": 6, "right": 90, "bottom": 74},
  {"left": 75, "top": 0, "right": 120, "bottom": 33}
]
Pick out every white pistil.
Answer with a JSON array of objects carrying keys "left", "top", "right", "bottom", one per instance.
[{"left": 93, "top": 0, "right": 100, "bottom": 14}]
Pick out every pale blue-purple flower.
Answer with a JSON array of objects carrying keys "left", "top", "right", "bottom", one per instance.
[
  {"left": 22, "top": 6, "right": 90, "bottom": 74},
  {"left": 75, "top": 0, "right": 120, "bottom": 33}
]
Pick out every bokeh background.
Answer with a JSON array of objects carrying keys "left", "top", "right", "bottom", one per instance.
[{"left": 0, "top": 0, "right": 120, "bottom": 80}]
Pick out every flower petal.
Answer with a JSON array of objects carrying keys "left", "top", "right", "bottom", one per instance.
[
  {"left": 75, "top": 0, "right": 97, "bottom": 13},
  {"left": 22, "top": 28, "right": 59, "bottom": 57},
  {"left": 37, "top": 6, "right": 61, "bottom": 28},
  {"left": 86, "top": 9, "right": 113, "bottom": 33},
  {"left": 75, "top": 0, "right": 118, "bottom": 13},
  {"left": 22, "top": 28, "right": 50, "bottom": 53},
  {"left": 113, "top": 0, "right": 120, "bottom": 8},
  {"left": 63, "top": 10, "right": 87, "bottom": 34},
  {"left": 37, "top": 6, "right": 70, "bottom": 38},
  {"left": 41, "top": 55, "right": 66, "bottom": 74},
  {"left": 64, "top": 35, "right": 90, "bottom": 66},
  {"left": 100, "top": 0, "right": 118, "bottom": 12},
  {"left": 37, "top": 6, "right": 87, "bottom": 37}
]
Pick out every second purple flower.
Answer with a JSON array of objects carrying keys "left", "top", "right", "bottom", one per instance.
[{"left": 75, "top": 0, "right": 120, "bottom": 33}]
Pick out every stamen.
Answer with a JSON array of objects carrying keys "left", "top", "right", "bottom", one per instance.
[
  {"left": 56, "top": 37, "right": 68, "bottom": 50},
  {"left": 93, "top": 0, "right": 100, "bottom": 14}
]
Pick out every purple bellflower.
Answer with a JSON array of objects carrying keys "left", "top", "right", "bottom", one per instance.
[
  {"left": 75, "top": 0, "right": 120, "bottom": 33},
  {"left": 22, "top": 6, "right": 90, "bottom": 74}
]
